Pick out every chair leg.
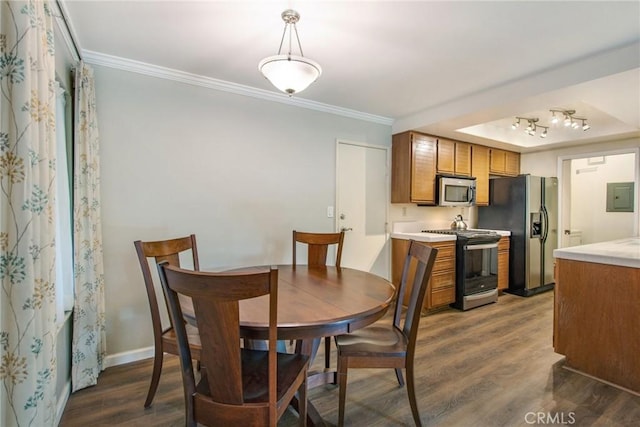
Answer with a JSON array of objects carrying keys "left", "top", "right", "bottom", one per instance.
[
  {"left": 298, "top": 375, "right": 307, "bottom": 427},
  {"left": 337, "top": 356, "right": 348, "bottom": 427},
  {"left": 144, "top": 346, "right": 163, "bottom": 408},
  {"left": 324, "top": 336, "right": 331, "bottom": 370},
  {"left": 394, "top": 367, "right": 405, "bottom": 387},
  {"left": 405, "top": 365, "right": 422, "bottom": 427}
]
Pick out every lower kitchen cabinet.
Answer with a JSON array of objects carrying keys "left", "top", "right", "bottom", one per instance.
[
  {"left": 391, "top": 238, "right": 456, "bottom": 310},
  {"left": 497, "top": 236, "right": 510, "bottom": 291}
]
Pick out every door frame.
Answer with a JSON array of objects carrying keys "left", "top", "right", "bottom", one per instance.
[
  {"left": 335, "top": 139, "right": 391, "bottom": 275},
  {"left": 556, "top": 146, "right": 640, "bottom": 247}
]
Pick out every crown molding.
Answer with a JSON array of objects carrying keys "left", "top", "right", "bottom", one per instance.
[{"left": 82, "top": 50, "right": 394, "bottom": 126}]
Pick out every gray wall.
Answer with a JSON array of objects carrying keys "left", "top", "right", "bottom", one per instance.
[{"left": 92, "top": 66, "right": 392, "bottom": 361}]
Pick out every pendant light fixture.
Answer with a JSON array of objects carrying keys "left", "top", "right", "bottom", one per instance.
[{"left": 258, "top": 9, "right": 322, "bottom": 96}]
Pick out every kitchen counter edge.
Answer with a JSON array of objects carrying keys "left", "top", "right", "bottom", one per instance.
[
  {"left": 553, "top": 237, "right": 640, "bottom": 269},
  {"left": 390, "top": 229, "right": 510, "bottom": 243}
]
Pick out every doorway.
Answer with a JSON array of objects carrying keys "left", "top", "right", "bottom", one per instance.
[
  {"left": 336, "top": 140, "right": 389, "bottom": 278},
  {"left": 558, "top": 149, "right": 639, "bottom": 247}
]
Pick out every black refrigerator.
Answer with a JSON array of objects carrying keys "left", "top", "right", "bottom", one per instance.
[{"left": 478, "top": 175, "right": 558, "bottom": 296}]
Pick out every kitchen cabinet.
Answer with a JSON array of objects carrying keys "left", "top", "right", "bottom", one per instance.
[
  {"left": 392, "top": 130, "right": 520, "bottom": 205},
  {"left": 391, "top": 131, "right": 437, "bottom": 204},
  {"left": 437, "top": 139, "right": 471, "bottom": 176},
  {"left": 497, "top": 236, "right": 510, "bottom": 291},
  {"left": 505, "top": 150, "right": 520, "bottom": 176},
  {"left": 489, "top": 148, "right": 520, "bottom": 176},
  {"left": 391, "top": 238, "right": 456, "bottom": 310},
  {"left": 471, "top": 145, "right": 489, "bottom": 206}
]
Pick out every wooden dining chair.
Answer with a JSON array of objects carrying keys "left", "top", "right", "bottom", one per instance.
[
  {"left": 292, "top": 229, "right": 345, "bottom": 369},
  {"left": 157, "top": 263, "right": 309, "bottom": 427},
  {"left": 334, "top": 239, "right": 438, "bottom": 427},
  {"left": 134, "top": 235, "right": 202, "bottom": 408}
]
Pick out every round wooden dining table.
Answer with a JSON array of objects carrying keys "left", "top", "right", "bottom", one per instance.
[{"left": 238, "top": 264, "right": 396, "bottom": 342}]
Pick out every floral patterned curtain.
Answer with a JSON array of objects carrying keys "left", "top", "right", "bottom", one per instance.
[
  {"left": 0, "top": 1, "right": 58, "bottom": 425},
  {"left": 71, "top": 61, "right": 105, "bottom": 391}
]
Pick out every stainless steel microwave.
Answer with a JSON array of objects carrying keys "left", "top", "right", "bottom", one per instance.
[{"left": 437, "top": 175, "right": 476, "bottom": 206}]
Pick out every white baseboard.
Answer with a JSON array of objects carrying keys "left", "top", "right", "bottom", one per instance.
[
  {"left": 55, "top": 380, "right": 71, "bottom": 426},
  {"left": 104, "top": 346, "right": 154, "bottom": 369}
]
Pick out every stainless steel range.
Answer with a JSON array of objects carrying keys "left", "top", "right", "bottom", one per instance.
[{"left": 423, "top": 229, "right": 501, "bottom": 310}]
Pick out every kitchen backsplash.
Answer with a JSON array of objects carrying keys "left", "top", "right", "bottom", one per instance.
[{"left": 390, "top": 204, "right": 478, "bottom": 231}]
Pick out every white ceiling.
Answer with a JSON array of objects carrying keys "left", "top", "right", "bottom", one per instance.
[{"left": 60, "top": 1, "right": 640, "bottom": 153}]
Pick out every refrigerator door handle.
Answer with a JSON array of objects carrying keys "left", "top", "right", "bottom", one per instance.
[{"left": 541, "top": 205, "right": 549, "bottom": 243}]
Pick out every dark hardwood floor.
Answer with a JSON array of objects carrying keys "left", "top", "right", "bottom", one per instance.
[{"left": 59, "top": 291, "right": 640, "bottom": 426}]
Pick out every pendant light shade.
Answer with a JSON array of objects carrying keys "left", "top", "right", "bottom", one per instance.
[
  {"left": 258, "top": 54, "right": 321, "bottom": 95},
  {"left": 259, "top": 10, "right": 322, "bottom": 95}
]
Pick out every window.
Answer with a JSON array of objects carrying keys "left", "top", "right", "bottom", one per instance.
[{"left": 55, "top": 82, "right": 73, "bottom": 325}]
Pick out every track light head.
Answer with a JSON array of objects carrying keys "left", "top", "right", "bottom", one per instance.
[{"left": 540, "top": 127, "right": 548, "bottom": 138}]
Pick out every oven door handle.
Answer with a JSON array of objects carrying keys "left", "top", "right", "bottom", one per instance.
[
  {"left": 464, "top": 243, "right": 498, "bottom": 250},
  {"left": 465, "top": 288, "right": 498, "bottom": 301}
]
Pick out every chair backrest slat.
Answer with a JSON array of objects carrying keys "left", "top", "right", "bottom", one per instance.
[
  {"left": 392, "top": 240, "right": 438, "bottom": 354},
  {"left": 293, "top": 230, "right": 345, "bottom": 267},
  {"left": 134, "top": 235, "right": 199, "bottom": 337}
]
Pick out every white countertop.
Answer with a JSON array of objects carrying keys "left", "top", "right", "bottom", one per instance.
[
  {"left": 390, "top": 232, "right": 457, "bottom": 243},
  {"left": 553, "top": 237, "right": 640, "bottom": 269},
  {"left": 390, "top": 221, "right": 510, "bottom": 242},
  {"left": 391, "top": 229, "right": 510, "bottom": 243}
]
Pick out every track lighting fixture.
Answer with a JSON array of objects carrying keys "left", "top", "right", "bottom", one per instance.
[
  {"left": 514, "top": 117, "right": 547, "bottom": 138},
  {"left": 512, "top": 109, "right": 591, "bottom": 139},
  {"left": 549, "top": 109, "right": 590, "bottom": 132}
]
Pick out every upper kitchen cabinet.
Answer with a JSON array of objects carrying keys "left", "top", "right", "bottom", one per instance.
[
  {"left": 437, "top": 139, "right": 471, "bottom": 176},
  {"left": 471, "top": 145, "right": 490, "bottom": 206},
  {"left": 392, "top": 131, "right": 437, "bottom": 204},
  {"left": 489, "top": 148, "right": 520, "bottom": 176}
]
